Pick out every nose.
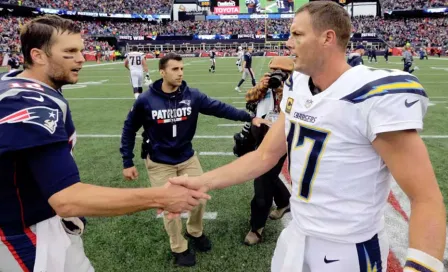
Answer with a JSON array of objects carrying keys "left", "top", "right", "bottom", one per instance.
[
  {"left": 286, "top": 36, "right": 293, "bottom": 50},
  {"left": 76, "top": 52, "right": 85, "bottom": 64}
]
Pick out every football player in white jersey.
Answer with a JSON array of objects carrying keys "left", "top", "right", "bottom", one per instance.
[
  {"left": 167, "top": 2, "right": 446, "bottom": 272},
  {"left": 236, "top": 46, "right": 244, "bottom": 72},
  {"left": 125, "top": 46, "right": 151, "bottom": 99}
]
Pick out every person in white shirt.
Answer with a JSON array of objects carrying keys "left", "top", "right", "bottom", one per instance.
[
  {"left": 125, "top": 46, "right": 151, "bottom": 99},
  {"left": 167, "top": 2, "right": 446, "bottom": 272}
]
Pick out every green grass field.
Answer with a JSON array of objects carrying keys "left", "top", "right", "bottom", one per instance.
[
  {"left": 2, "top": 56, "right": 448, "bottom": 271},
  {"left": 239, "top": 0, "right": 308, "bottom": 13}
]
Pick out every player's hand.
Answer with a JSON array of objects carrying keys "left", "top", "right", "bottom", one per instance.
[
  {"left": 168, "top": 174, "right": 211, "bottom": 193},
  {"left": 251, "top": 117, "right": 272, "bottom": 127},
  {"left": 260, "top": 73, "right": 270, "bottom": 89},
  {"left": 157, "top": 179, "right": 211, "bottom": 219},
  {"left": 123, "top": 166, "right": 139, "bottom": 181}
]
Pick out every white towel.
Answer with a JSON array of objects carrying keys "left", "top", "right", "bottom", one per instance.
[{"left": 34, "top": 215, "right": 71, "bottom": 272}]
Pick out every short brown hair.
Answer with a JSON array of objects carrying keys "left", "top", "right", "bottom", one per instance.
[
  {"left": 296, "top": 1, "right": 352, "bottom": 50},
  {"left": 20, "top": 15, "right": 81, "bottom": 68},
  {"left": 159, "top": 53, "right": 183, "bottom": 70}
]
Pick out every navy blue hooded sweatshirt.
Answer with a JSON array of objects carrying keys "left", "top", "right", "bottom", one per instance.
[{"left": 120, "top": 79, "right": 253, "bottom": 167}]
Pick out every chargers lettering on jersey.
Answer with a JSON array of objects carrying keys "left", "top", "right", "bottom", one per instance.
[
  {"left": 152, "top": 107, "right": 192, "bottom": 123},
  {"left": 0, "top": 106, "right": 59, "bottom": 134},
  {"left": 293, "top": 112, "right": 317, "bottom": 123}
]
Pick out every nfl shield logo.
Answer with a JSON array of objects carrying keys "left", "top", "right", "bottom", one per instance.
[{"left": 305, "top": 99, "right": 313, "bottom": 108}]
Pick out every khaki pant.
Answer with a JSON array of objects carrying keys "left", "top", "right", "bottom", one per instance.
[{"left": 145, "top": 154, "right": 206, "bottom": 253}]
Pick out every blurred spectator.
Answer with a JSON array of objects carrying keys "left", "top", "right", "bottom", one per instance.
[
  {"left": 0, "top": 0, "right": 173, "bottom": 14},
  {"left": 381, "top": 0, "right": 447, "bottom": 11},
  {"left": 0, "top": 15, "right": 447, "bottom": 53}
]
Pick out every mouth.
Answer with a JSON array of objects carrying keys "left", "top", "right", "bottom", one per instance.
[{"left": 71, "top": 68, "right": 82, "bottom": 75}]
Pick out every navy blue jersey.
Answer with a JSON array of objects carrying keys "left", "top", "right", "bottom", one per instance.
[
  {"left": 0, "top": 70, "right": 80, "bottom": 237},
  {"left": 246, "top": 0, "right": 260, "bottom": 13},
  {"left": 120, "top": 79, "right": 253, "bottom": 167},
  {"left": 7, "top": 57, "right": 20, "bottom": 69},
  {"left": 210, "top": 51, "right": 216, "bottom": 59},
  {"left": 277, "top": 0, "right": 293, "bottom": 12},
  {"left": 244, "top": 52, "right": 252, "bottom": 69},
  {"left": 347, "top": 53, "right": 364, "bottom": 67}
]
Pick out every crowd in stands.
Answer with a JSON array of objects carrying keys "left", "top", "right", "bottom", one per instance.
[
  {"left": 0, "top": 0, "right": 172, "bottom": 14},
  {"left": 352, "top": 15, "right": 447, "bottom": 48},
  {"left": 1, "top": 15, "right": 447, "bottom": 53},
  {"left": 381, "top": 0, "right": 447, "bottom": 11}
]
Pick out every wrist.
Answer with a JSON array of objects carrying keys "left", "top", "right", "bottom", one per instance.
[
  {"left": 123, "top": 160, "right": 134, "bottom": 169},
  {"left": 404, "top": 248, "right": 444, "bottom": 272},
  {"left": 150, "top": 187, "right": 167, "bottom": 209}
]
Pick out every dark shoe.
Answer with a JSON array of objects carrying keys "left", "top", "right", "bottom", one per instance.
[
  {"left": 186, "top": 232, "right": 212, "bottom": 252},
  {"left": 172, "top": 248, "right": 196, "bottom": 267}
]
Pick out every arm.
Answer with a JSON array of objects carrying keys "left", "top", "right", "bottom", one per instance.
[
  {"left": 124, "top": 58, "right": 129, "bottom": 70},
  {"left": 25, "top": 142, "right": 209, "bottom": 217},
  {"left": 198, "top": 91, "right": 253, "bottom": 122},
  {"left": 120, "top": 98, "right": 145, "bottom": 169},
  {"left": 373, "top": 130, "right": 446, "bottom": 267},
  {"left": 170, "top": 112, "right": 287, "bottom": 191}
]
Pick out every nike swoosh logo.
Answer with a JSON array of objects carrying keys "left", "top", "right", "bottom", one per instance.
[
  {"left": 324, "top": 256, "right": 339, "bottom": 264},
  {"left": 23, "top": 95, "right": 44, "bottom": 102},
  {"left": 405, "top": 99, "right": 419, "bottom": 108}
]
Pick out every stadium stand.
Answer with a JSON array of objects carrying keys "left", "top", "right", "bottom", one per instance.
[
  {"left": 380, "top": 0, "right": 448, "bottom": 11},
  {"left": 0, "top": 0, "right": 173, "bottom": 14}
]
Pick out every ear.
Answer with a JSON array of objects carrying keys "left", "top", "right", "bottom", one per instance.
[
  {"left": 159, "top": 69, "right": 164, "bottom": 77},
  {"left": 322, "top": 30, "right": 337, "bottom": 47},
  {"left": 30, "top": 48, "right": 47, "bottom": 66}
]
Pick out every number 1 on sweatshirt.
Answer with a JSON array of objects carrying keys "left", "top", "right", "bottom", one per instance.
[{"left": 173, "top": 124, "right": 177, "bottom": 137}]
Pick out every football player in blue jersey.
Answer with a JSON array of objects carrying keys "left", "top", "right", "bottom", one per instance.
[
  {"left": 0, "top": 15, "right": 210, "bottom": 272},
  {"left": 169, "top": 2, "right": 446, "bottom": 272}
]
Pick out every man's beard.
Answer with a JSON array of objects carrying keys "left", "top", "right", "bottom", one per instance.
[{"left": 48, "top": 64, "right": 75, "bottom": 89}]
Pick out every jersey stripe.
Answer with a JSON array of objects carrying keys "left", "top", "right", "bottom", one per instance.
[
  {"left": 0, "top": 227, "right": 36, "bottom": 272},
  {"left": 341, "top": 75, "right": 427, "bottom": 104}
]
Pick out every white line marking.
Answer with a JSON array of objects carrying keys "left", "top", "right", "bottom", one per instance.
[
  {"left": 421, "top": 135, "right": 448, "bottom": 139},
  {"left": 199, "top": 152, "right": 234, "bottom": 156},
  {"left": 75, "top": 134, "right": 448, "bottom": 139},
  {"left": 157, "top": 212, "right": 217, "bottom": 219},
  {"left": 82, "top": 62, "right": 124, "bottom": 68},
  {"left": 217, "top": 124, "right": 243, "bottom": 127},
  {"left": 77, "top": 134, "right": 233, "bottom": 139},
  {"left": 66, "top": 96, "right": 246, "bottom": 100}
]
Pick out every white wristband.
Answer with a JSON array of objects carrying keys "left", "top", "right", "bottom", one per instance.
[{"left": 404, "top": 248, "right": 444, "bottom": 272}]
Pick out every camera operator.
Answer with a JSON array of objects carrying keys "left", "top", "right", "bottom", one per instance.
[{"left": 233, "top": 56, "right": 293, "bottom": 246}]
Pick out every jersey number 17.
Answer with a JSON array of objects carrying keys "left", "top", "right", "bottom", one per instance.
[{"left": 287, "top": 122, "right": 331, "bottom": 201}]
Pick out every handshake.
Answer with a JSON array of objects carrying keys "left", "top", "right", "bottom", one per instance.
[
  {"left": 123, "top": 167, "right": 210, "bottom": 219},
  {"left": 157, "top": 175, "right": 211, "bottom": 219}
]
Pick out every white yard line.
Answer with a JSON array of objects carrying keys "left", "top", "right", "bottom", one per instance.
[
  {"left": 76, "top": 134, "right": 233, "bottom": 139},
  {"left": 76, "top": 134, "right": 448, "bottom": 139},
  {"left": 217, "top": 124, "right": 243, "bottom": 127},
  {"left": 157, "top": 212, "right": 217, "bottom": 219}
]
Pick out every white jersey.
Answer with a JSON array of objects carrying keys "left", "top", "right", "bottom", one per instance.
[
  {"left": 238, "top": 50, "right": 244, "bottom": 62},
  {"left": 126, "top": 52, "right": 145, "bottom": 72},
  {"left": 280, "top": 65, "right": 428, "bottom": 243}
]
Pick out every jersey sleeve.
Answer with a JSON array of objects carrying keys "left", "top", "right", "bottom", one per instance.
[
  {"left": 26, "top": 141, "right": 80, "bottom": 199},
  {"left": 280, "top": 72, "right": 298, "bottom": 113},
  {"left": 0, "top": 89, "right": 68, "bottom": 153},
  {"left": 351, "top": 75, "right": 429, "bottom": 142}
]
